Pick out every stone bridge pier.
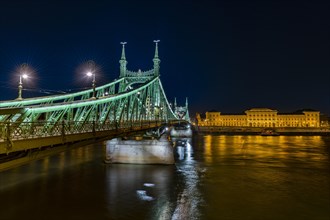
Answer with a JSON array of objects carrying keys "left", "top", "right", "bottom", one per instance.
[{"left": 104, "top": 134, "right": 174, "bottom": 165}]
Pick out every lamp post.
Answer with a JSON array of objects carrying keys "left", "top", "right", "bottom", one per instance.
[
  {"left": 87, "top": 71, "right": 96, "bottom": 99},
  {"left": 17, "top": 64, "right": 29, "bottom": 100},
  {"left": 86, "top": 60, "right": 96, "bottom": 99}
]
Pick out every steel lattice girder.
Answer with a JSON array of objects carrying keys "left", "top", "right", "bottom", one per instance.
[
  {"left": 4, "top": 77, "right": 178, "bottom": 131},
  {"left": 0, "top": 78, "right": 125, "bottom": 108}
]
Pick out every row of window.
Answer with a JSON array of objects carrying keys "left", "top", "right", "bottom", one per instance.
[
  {"left": 207, "top": 117, "right": 318, "bottom": 121},
  {"left": 208, "top": 114, "right": 318, "bottom": 118},
  {"left": 247, "top": 115, "right": 276, "bottom": 117},
  {"left": 201, "top": 122, "right": 319, "bottom": 127}
]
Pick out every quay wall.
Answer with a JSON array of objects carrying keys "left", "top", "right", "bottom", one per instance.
[{"left": 195, "top": 126, "right": 330, "bottom": 136}]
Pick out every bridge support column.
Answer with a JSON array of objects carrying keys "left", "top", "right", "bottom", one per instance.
[{"left": 104, "top": 135, "right": 174, "bottom": 165}]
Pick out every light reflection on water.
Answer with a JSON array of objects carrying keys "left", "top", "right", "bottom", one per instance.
[
  {"left": 0, "top": 135, "right": 329, "bottom": 219},
  {"left": 172, "top": 138, "right": 204, "bottom": 220},
  {"left": 202, "top": 135, "right": 329, "bottom": 169},
  {"left": 199, "top": 135, "right": 330, "bottom": 220}
]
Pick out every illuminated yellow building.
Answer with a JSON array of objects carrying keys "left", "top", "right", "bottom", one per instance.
[{"left": 197, "top": 108, "right": 321, "bottom": 128}]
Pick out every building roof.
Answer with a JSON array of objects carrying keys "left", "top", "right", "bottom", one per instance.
[
  {"left": 278, "top": 109, "right": 320, "bottom": 115},
  {"left": 221, "top": 112, "right": 245, "bottom": 115},
  {"left": 294, "top": 109, "right": 319, "bottom": 113},
  {"left": 207, "top": 109, "right": 219, "bottom": 112},
  {"left": 247, "top": 108, "right": 276, "bottom": 112},
  {"left": 278, "top": 112, "right": 304, "bottom": 115}
]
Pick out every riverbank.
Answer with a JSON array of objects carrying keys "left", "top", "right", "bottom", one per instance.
[
  {"left": 0, "top": 139, "right": 99, "bottom": 171},
  {"left": 195, "top": 126, "right": 330, "bottom": 136}
]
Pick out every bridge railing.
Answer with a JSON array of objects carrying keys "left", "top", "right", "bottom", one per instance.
[{"left": 0, "top": 120, "right": 179, "bottom": 141}]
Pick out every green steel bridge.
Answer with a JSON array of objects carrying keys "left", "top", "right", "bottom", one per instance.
[{"left": 0, "top": 42, "right": 190, "bottom": 155}]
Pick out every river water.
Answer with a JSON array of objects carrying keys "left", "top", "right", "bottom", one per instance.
[{"left": 0, "top": 135, "right": 329, "bottom": 220}]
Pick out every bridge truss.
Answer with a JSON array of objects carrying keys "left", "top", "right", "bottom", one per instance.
[{"left": 0, "top": 42, "right": 189, "bottom": 154}]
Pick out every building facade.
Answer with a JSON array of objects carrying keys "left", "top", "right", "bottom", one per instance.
[{"left": 197, "top": 108, "right": 321, "bottom": 128}]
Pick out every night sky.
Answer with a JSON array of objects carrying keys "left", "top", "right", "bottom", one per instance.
[{"left": 1, "top": 0, "right": 329, "bottom": 116}]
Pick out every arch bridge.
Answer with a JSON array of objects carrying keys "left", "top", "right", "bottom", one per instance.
[{"left": 0, "top": 42, "right": 190, "bottom": 155}]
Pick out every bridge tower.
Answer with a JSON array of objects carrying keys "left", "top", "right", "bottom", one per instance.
[
  {"left": 119, "top": 42, "right": 127, "bottom": 78},
  {"left": 153, "top": 40, "right": 161, "bottom": 76},
  {"left": 117, "top": 40, "right": 167, "bottom": 120},
  {"left": 152, "top": 40, "right": 161, "bottom": 112},
  {"left": 184, "top": 97, "right": 190, "bottom": 121}
]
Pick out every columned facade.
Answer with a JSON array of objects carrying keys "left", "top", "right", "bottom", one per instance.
[{"left": 197, "top": 108, "right": 320, "bottom": 128}]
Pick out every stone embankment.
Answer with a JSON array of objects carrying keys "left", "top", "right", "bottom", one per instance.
[{"left": 195, "top": 126, "right": 330, "bottom": 136}]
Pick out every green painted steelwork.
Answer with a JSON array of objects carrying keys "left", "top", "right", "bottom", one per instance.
[
  {"left": 0, "top": 78, "right": 124, "bottom": 109},
  {"left": 0, "top": 42, "right": 190, "bottom": 154},
  {"left": 0, "top": 120, "right": 183, "bottom": 154}
]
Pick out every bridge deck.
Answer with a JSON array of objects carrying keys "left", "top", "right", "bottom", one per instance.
[{"left": 0, "top": 120, "right": 179, "bottom": 155}]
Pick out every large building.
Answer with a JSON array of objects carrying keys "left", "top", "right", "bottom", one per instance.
[{"left": 196, "top": 108, "right": 321, "bottom": 128}]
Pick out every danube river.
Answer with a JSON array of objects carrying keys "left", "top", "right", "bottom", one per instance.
[{"left": 0, "top": 135, "right": 329, "bottom": 220}]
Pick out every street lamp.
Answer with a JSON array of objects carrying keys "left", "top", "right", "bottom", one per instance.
[
  {"left": 17, "top": 64, "right": 29, "bottom": 100},
  {"left": 87, "top": 71, "right": 96, "bottom": 99},
  {"left": 17, "top": 73, "right": 28, "bottom": 100},
  {"left": 86, "top": 60, "right": 96, "bottom": 99}
]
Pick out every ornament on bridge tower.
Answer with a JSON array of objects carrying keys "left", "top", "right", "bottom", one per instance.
[
  {"left": 177, "top": 108, "right": 186, "bottom": 119},
  {"left": 173, "top": 97, "right": 190, "bottom": 121},
  {"left": 185, "top": 97, "right": 190, "bottom": 121},
  {"left": 119, "top": 42, "right": 127, "bottom": 78},
  {"left": 153, "top": 40, "right": 161, "bottom": 76}
]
